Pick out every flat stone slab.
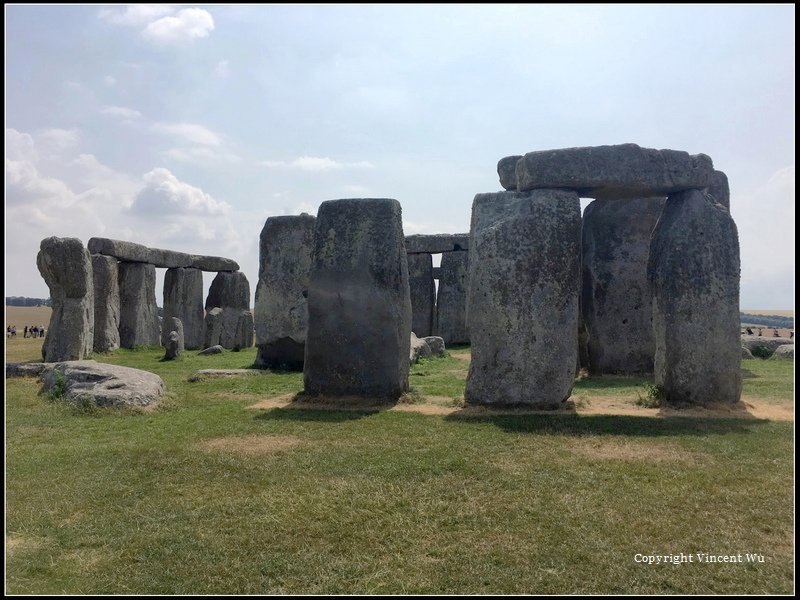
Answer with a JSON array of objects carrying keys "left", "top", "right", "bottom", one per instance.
[
  {"left": 6, "top": 362, "right": 50, "bottom": 377},
  {"left": 516, "top": 144, "right": 714, "bottom": 199},
  {"left": 497, "top": 155, "right": 522, "bottom": 190},
  {"left": 198, "top": 345, "right": 224, "bottom": 355},
  {"left": 772, "top": 344, "right": 794, "bottom": 359},
  {"left": 741, "top": 335, "right": 794, "bottom": 352},
  {"left": 188, "top": 369, "right": 266, "bottom": 382},
  {"left": 88, "top": 237, "right": 239, "bottom": 272},
  {"left": 405, "top": 234, "right": 469, "bottom": 254},
  {"left": 41, "top": 360, "right": 164, "bottom": 407}
]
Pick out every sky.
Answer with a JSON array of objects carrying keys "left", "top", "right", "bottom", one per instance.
[{"left": 5, "top": 4, "right": 796, "bottom": 309}]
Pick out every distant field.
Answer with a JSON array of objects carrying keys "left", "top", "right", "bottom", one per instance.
[
  {"left": 742, "top": 310, "right": 794, "bottom": 318},
  {"left": 5, "top": 306, "right": 52, "bottom": 329}
]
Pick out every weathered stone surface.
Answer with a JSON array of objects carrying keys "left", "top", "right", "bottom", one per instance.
[
  {"left": 435, "top": 250, "right": 469, "bottom": 345},
  {"left": 705, "top": 170, "right": 730, "bottom": 210},
  {"left": 497, "top": 155, "right": 522, "bottom": 191},
  {"left": 198, "top": 344, "right": 224, "bottom": 355},
  {"left": 516, "top": 144, "right": 714, "bottom": 200},
  {"left": 92, "top": 254, "right": 120, "bottom": 353},
  {"left": 465, "top": 190, "right": 581, "bottom": 407},
  {"left": 6, "top": 362, "right": 49, "bottom": 377},
  {"left": 188, "top": 369, "right": 264, "bottom": 382},
  {"left": 162, "top": 268, "right": 204, "bottom": 349},
  {"left": 649, "top": 189, "right": 741, "bottom": 406},
  {"left": 740, "top": 335, "right": 793, "bottom": 353},
  {"left": 304, "top": 198, "right": 411, "bottom": 398},
  {"left": 254, "top": 214, "right": 315, "bottom": 369},
  {"left": 206, "top": 271, "right": 250, "bottom": 311},
  {"left": 432, "top": 267, "right": 442, "bottom": 279},
  {"left": 741, "top": 346, "right": 754, "bottom": 359},
  {"left": 37, "top": 237, "right": 94, "bottom": 362},
  {"left": 408, "top": 253, "right": 435, "bottom": 337},
  {"left": 410, "top": 332, "right": 433, "bottom": 364},
  {"left": 41, "top": 360, "right": 164, "bottom": 407},
  {"left": 88, "top": 237, "right": 239, "bottom": 271},
  {"left": 163, "top": 317, "right": 184, "bottom": 360},
  {"left": 203, "top": 307, "right": 224, "bottom": 348},
  {"left": 118, "top": 262, "right": 160, "bottom": 348},
  {"left": 423, "top": 336, "right": 445, "bottom": 356},
  {"left": 772, "top": 344, "right": 794, "bottom": 359},
  {"left": 405, "top": 234, "right": 469, "bottom": 254},
  {"left": 228, "top": 310, "right": 254, "bottom": 351},
  {"left": 581, "top": 197, "right": 665, "bottom": 374}
]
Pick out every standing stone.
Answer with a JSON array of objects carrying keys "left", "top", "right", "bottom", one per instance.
[
  {"left": 162, "top": 268, "right": 204, "bottom": 350},
  {"left": 254, "top": 214, "right": 315, "bottom": 369},
  {"left": 435, "top": 250, "right": 469, "bottom": 345},
  {"left": 408, "top": 253, "right": 435, "bottom": 337},
  {"left": 304, "top": 198, "right": 411, "bottom": 398},
  {"left": 648, "top": 189, "right": 741, "bottom": 406},
  {"left": 581, "top": 197, "right": 665, "bottom": 374},
  {"left": 92, "top": 254, "right": 120, "bottom": 353},
  {"left": 497, "top": 155, "right": 522, "bottom": 191},
  {"left": 232, "top": 310, "right": 254, "bottom": 351},
  {"left": 118, "top": 262, "right": 160, "bottom": 348},
  {"left": 705, "top": 170, "right": 730, "bottom": 210},
  {"left": 163, "top": 317, "right": 184, "bottom": 360},
  {"left": 37, "top": 237, "right": 94, "bottom": 362},
  {"left": 204, "top": 307, "right": 224, "bottom": 348},
  {"left": 465, "top": 190, "right": 581, "bottom": 407},
  {"left": 206, "top": 271, "right": 252, "bottom": 350}
]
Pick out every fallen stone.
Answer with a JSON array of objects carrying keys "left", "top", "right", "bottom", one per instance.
[
  {"left": 408, "top": 253, "right": 435, "bottom": 337},
  {"left": 515, "top": 144, "right": 714, "bottom": 200},
  {"left": 405, "top": 233, "right": 469, "bottom": 254},
  {"left": 92, "top": 254, "right": 120, "bottom": 353},
  {"left": 705, "top": 170, "right": 730, "bottom": 210},
  {"left": 435, "top": 250, "right": 469, "bottom": 345},
  {"left": 41, "top": 360, "right": 164, "bottom": 407},
  {"left": 188, "top": 369, "right": 265, "bottom": 382},
  {"left": 118, "top": 262, "right": 160, "bottom": 348},
  {"left": 649, "top": 189, "right": 741, "bottom": 406},
  {"left": 37, "top": 237, "right": 94, "bottom": 362},
  {"left": 581, "top": 197, "right": 665, "bottom": 374},
  {"left": 162, "top": 267, "right": 204, "bottom": 349},
  {"left": 254, "top": 214, "right": 315, "bottom": 369},
  {"left": 88, "top": 238, "right": 239, "bottom": 271},
  {"left": 6, "top": 362, "right": 50, "bottom": 377},
  {"left": 198, "top": 345, "right": 224, "bottom": 355},
  {"left": 304, "top": 198, "right": 411, "bottom": 398},
  {"left": 423, "top": 336, "right": 446, "bottom": 356},
  {"left": 772, "top": 344, "right": 794, "bottom": 359},
  {"left": 741, "top": 335, "right": 794, "bottom": 353},
  {"left": 741, "top": 346, "right": 754, "bottom": 359},
  {"left": 497, "top": 155, "right": 522, "bottom": 190},
  {"left": 410, "top": 332, "right": 433, "bottom": 364},
  {"left": 465, "top": 190, "right": 581, "bottom": 407}
]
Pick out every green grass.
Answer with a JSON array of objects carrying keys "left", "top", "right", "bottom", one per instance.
[{"left": 6, "top": 343, "right": 794, "bottom": 593}]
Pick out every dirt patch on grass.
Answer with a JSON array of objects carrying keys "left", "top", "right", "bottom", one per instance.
[
  {"left": 65, "top": 548, "right": 106, "bottom": 572},
  {"left": 198, "top": 434, "right": 302, "bottom": 456},
  {"left": 657, "top": 397, "right": 793, "bottom": 422},
  {"left": 6, "top": 534, "right": 44, "bottom": 556},
  {"left": 570, "top": 438, "right": 707, "bottom": 465},
  {"left": 451, "top": 352, "right": 471, "bottom": 362}
]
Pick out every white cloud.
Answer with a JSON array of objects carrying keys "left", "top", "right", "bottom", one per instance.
[
  {"left": 152, "top": 122, "right": 222, "bottom": 146},
  {"left": 132, "top": 168, "right": 231, "bottom": 216},
  {"left": 99, "top": 5, "right": 175, "bottom": 26},
  {"left": 142, "top": 8, "right": 214, "bottom": 45},
  {"left": 101, "top": 105, "right": 143, "bottom": 120},
  {"left": 5, "top": 128, "right": 38, "bottom": 162},
  {"left": 261, "top": 156, "right": 374, "bottom": 171},
  {"left": 36, "top": 128, "right": 80, "bottom": 153},
  {"left": 214, "top": 60, "right": 230, "bottom": 79},
  {"left": 104, "top": 75, "right": 117, "bottom": 87},
  {"left": 163, "top": 146, "right": 240, "bottom": 165}
]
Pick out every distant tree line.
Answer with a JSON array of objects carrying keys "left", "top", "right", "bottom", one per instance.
[
  {"left": 740, "top": 313, "right": 794, "bottom": 329},
  {"left": 6, "top": 296, "right": 51, "bottom": 307}
]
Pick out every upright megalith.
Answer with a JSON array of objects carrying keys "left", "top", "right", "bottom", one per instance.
[
  {"left": 118, "top": 262, "right": 160, "bottom": 348},
  {"left": 304, "top": 198, "right": 411, "bottom": 398},
  {"left": 408, "top": 253, "right": 435, "bottom": 337},
  {"left": 515, "top": 144, "right": 714, "bottom": 199},
  {"left": 254, "top": 214, "right": 315, "bottom": 369},
  {"left": 92, "top": 254, "right": 120, "bottom": 353},
  {"left": 435, "top": 250, "right": 469, "bottom": 345},
  {"left": 163, "top": 317, "right": 184, "bottom": 360},
  {"left": 465, "top": 190, "right": 581, "bottom": 407},
  {"left": 497, "top": 155, "right": 522, "bottom": 191},
  {"left": 162, "top": 267, "right": 204, "bottom": 350},
  {"left": 648, "top": 189, "right": 741, "bottom": 406},
  {"left": 581, "top": 197, "right": 665, "bottom": 374},
  {"left": 705, "top": 170, "right": 730, "bottom": 210},
  {"left": 206, "top": 271, "right": 253, "bottom": 350},
  {"left": 204, "top": 307, "right": 223, "bottom": 348},
  {"left": 37, "top": 237, "right": 94, "bottom": 362}
]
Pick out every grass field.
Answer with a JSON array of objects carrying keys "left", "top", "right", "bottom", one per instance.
[
  {"left": 5, "top": 336, "right": 795, "bottom": 594},
  {"left": 5, "top": 306, "right": 52, "bottom": 332}
]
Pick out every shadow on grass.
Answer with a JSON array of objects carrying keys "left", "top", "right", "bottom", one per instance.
[
  {"left": 252, "top": 392, "right": 398, "bottom": 423},
  {"left": 572, "top": 375, "right": 652, "bottom": 391},
  {"left": 443, "top": 411, "right": 769, "bottom": 437}
]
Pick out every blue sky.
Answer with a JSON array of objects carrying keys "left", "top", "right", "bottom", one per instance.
[{"left": 5, "top": 5, "right": 795, "bottom": 308}]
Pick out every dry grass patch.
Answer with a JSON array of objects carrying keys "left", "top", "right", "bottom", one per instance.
[
  {"left": 569, "top": 438, "right": 709, "bottom": 465},
  {"left": 6, "top": 534, "right": 45, "bottom": 556},
  {"left": 197, "top": 434, "right": 302, "bottom": 456}
]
